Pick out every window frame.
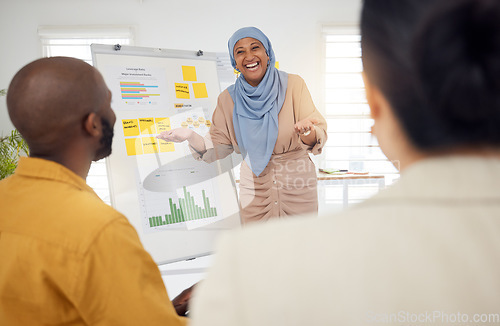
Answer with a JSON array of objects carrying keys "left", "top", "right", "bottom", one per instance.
[{"left": 321, "top": 25, "right": 399, "bottom": 186}]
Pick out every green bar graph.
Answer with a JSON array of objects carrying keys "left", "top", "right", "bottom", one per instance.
[{"left": 148, "top": 186, "right": 218, "bottom": 227}]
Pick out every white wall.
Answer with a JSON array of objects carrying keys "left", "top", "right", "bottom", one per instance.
[{"left": 0, "top": 0, "right": 361, "bottom": 134}]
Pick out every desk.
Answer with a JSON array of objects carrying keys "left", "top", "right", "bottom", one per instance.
[
  {"left": 317, "top": 172, "right": 385, "bottom": 209},
  {"left": 235, "top": 172, "right": 385, "bottom": 209}
]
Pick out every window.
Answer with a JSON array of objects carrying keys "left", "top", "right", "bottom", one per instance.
[
  {"left": 39, "top": 25, "right": 134, "bottom": 64},
  {"left": 38, "top": 25, "right": 135, "bottom": 204},
  {"left": 321, "top": 26, "right": 399, "bottom": 208}
]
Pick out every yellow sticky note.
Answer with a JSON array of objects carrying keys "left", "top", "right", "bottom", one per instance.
[
  {"left": 192, "top": 83, "right": 208, "bottom": 98},
  {"left": 275, "top": 61, "right": 279, "bottom": 69},
  {"left": 142, "top": 137, "right": 158, "bottom": 154},
  {"left": 158, "top": 140, "right": 175, "bottom": 152},
  {"left": 125, "top": 138, "right": 143, "bottom": 156},
  {"left": 182, "top": 66, "right": 197, "bottom": 81},
  {"left": 122, "top": 119, "right": 140, "bottom": 137},
  {"left": 155, "top": 117, "right": 171, "bottom": 133},
  {"left": 139, "top": 118, "right": 156, "bottom": 134},
  {"left": 175, "top": 83, "right": 190, "bottom": 99}
]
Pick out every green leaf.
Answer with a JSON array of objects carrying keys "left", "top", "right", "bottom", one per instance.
[{"left": 0, "top": 129, "right": 29, "bottom": 180}]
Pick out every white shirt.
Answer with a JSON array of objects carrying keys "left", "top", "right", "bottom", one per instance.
[{"left": 190, "top": 155, "right": 500, "bottom": 325}]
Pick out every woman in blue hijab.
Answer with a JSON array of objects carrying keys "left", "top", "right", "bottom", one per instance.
[{"left": 158, "top": 27, "right": 327, "bottom": 224}]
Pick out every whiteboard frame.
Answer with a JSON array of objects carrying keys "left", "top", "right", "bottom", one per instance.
[{"left": 91, "top": 44, "right": 241, "bottom": 265}]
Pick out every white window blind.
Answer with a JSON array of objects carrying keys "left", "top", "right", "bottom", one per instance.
[
  {"left": 38, "top": 25, "right": 135, "bottom": 204},
  {"left": 322, "top": 26, "right": 399, "bottom": 185}
]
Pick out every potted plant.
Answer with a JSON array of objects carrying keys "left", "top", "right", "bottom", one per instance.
[{"left": 0, "top": 89, "right": 29, "bottom": 180}]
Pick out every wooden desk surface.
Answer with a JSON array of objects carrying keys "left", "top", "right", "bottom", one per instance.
[
  {"left": 316, "top": 171, "right": 385, "bottom": 181},
  {"left": 235, "top": 172, "right": 385, "bottom": 183}
]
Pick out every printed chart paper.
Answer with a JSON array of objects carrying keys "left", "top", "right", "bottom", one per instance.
[{"left": 119, "top": 108, "right": 222, "bottom": 232}]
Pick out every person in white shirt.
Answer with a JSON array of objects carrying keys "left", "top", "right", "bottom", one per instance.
[{"left": 189, "top": 0, "right": 500, "bottom": 325}]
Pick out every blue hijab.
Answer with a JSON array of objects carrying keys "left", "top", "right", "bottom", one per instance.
[{"left": 227, "top": 27, "right": 288, "bottom": 177}]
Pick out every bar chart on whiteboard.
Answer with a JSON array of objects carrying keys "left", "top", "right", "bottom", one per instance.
[
  {"left": 136, "top": 148, "right": 224, "bottom": 232},
  {"left": 138, "top": 179, "right": 223, "bottom": 232},
  {"left": 104, "top": 66, "right": 168, "bottom": 109},
  {"left": 149, "top": 186, "right": 218, "bottom": 226}
]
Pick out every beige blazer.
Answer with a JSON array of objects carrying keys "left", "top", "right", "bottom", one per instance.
[{"left": 190, "top": 156, "right": 500, "bottom": 325}]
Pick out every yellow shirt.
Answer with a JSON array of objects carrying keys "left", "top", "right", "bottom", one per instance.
[{"left": 0, "top": 157, "right": 186, "bottom": 326}]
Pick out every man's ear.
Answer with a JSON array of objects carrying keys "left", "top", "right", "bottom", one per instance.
[
  {"left": 362, "top": 71, "right": 382, "bottom": 120},
  {"left": 83, "top": 112, "right": 100, "bottom": 137}
]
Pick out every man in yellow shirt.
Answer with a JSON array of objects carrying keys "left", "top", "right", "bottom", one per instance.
[{"left": 0, "top": 57, "right": 189, "bottom": 325}]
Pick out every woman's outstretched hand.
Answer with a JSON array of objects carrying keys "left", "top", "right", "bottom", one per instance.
[
  {"left": 157, "top": 127, "right": 194, "bottom": 143},
  {"left": 294, "top": 118, "right": 319, "bottom": 146},
  {"left": 157, "top": 127, "right": 207, "bottom": 154},
  {"left": 294, "top": 118, "right": 319, "bottom": 135}
]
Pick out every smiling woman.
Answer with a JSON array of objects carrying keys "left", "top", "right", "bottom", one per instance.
[
  {"left": 232, "top": 37, "right": 269, "bottom": 87},
  {"left": 158, "top": 26, "right": 328, "bottom": 224}
]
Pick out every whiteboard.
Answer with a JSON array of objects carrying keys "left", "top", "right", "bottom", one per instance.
[{"left": 91, "top": 44, "right": 241, "bottom": 264}]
